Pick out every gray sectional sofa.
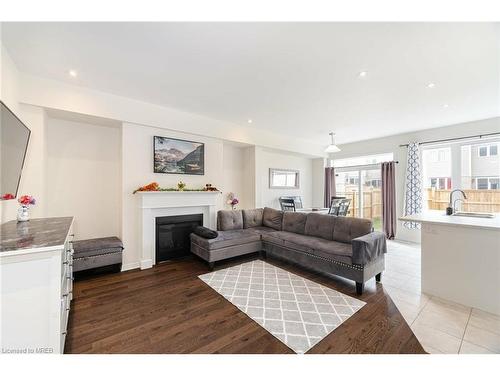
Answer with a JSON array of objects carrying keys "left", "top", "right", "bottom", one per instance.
[{"left": 190, "top": 207, "right": 387, "bottom": 294}]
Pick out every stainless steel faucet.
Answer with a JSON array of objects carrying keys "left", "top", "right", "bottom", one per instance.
[
  {"left": 453, "top": 198, "right": 464, "bottom": 213},
  {"left": 448, "top": 189, "right": 467, "bottom": 215}
]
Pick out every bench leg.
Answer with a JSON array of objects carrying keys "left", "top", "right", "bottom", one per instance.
[
  {"left": 375, "top": 272, "right": 382, "bottom": 282},
  {"left": 356, "top": 282, "right": 364, "bottom": 295},
  {"left": 208, "top": 262, "right": 215, "bottom": 271}
]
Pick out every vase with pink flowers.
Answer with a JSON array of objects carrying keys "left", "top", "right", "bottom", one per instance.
[
  {"left": 17, "top": 195, "right": 36, "bottom": 222},
  {"left": 226, "top": 192, "right": 239, "bottom": 210}
]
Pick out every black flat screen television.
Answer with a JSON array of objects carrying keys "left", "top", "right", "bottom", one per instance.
[{"left": 0, "top": 100, "right": 31, "bottom": 200}]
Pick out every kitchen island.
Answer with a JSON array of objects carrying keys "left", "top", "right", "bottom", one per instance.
[{"left": 400, "top": 210, "right": 500, "bottom": 315}]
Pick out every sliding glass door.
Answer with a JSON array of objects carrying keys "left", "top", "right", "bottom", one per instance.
[{"left": 333, "top": 154, "right": 392, "bottom": 230}]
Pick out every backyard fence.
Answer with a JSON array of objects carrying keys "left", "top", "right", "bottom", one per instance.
[
  {"left": 425, "top": 188, "right": 500, "bottom": 213},
  {"left": 339, "top": 188, "right": 500, "bottom": 222}
]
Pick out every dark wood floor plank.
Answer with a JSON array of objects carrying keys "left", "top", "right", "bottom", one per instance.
[{"left": 65, "top": 255, "right": 426, "bottom": 354}]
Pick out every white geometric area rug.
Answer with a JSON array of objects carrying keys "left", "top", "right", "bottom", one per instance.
[{"left": 198, "top": 260, "right": 366, "bottom": 354}]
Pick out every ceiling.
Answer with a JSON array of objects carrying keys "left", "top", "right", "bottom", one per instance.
[{"left": 2, "top": 22, "right": 499, "bottom": 145}]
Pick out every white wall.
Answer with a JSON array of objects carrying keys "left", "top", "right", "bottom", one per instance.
[
  {"left": 330, "top": 117, "right": 500, "bottom": 243},
  {"left": 1, "top": 45, "right": 48, "bottom": 223},
  {"left": 222, "top": 143, "right": 252, "bottom": 210},
  {"left": 121, "top": 123, "right": 226, "bottom": 269},
  {"left": 45, "top": 117, "right": 122, "bottom": 240},
  {"left": 312, "top": 158, "right": 326, "bottom": 208},
  {"left": 255, "top": 147, "right": 313, "bottom": 209}
]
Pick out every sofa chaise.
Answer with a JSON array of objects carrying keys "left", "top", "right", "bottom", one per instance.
[{"left": 190, "top": 207, "right": 387, "bottom": 294}]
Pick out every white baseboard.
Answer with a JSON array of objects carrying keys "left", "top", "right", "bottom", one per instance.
[
  {"left": 140, "top": 259, "right": 153, "bottom": 270},
  {"left": 121, "top": 262, "right": 141, "bottom": 271}
]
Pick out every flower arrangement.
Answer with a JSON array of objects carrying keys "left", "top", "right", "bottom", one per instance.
[
  {"left": 17, "top": 195, "right": 35, "bottom": 222},
  {"left": 18, "top": 195, "right": 36, "bottom": 206},
  {"left": 226, "top": 192, "right": 239, "bottom": 210}
]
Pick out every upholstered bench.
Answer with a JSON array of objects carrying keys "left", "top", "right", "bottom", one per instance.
[{"left": 72, "top": 237, "right": 124, "bottom": 273}]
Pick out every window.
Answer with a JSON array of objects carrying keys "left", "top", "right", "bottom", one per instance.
[
  {"left": 473, "top": 177, "right": 500, "bottom": 190},
  {"left": 490, "top": 145, "right": 498, "bottom": 156},
  {"left": 424, "top": 139, "right": 500, "bottom": 213},
  {"left": 477, "top": 178, "right": 489, "bottom": 190},
  {"left": 269, "top": 169, "right": 300, "bottom": 189},
  {"left": 332, "top": 153, "right": 393, "bottom": 168},
  {"left": 331, "top": 153, "right": 392, "bottom": 231},
  {"left": 491, "top": 178, "right": 500, "bottom": 190}
]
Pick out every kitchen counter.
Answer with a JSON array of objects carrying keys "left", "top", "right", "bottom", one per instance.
[
  {"left": 400, "top": 210, "right": 500, "bottom": 230},
  {"left": 0, "top": 217, "right": 74, "bottom": 256},
  {"left": 398, "top": 210, "right": 500, "bottom": 315}
]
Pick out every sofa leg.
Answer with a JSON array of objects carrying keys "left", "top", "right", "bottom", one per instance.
[
  {"left": 356, "top": 282, "right": 364, "bottom": 295},
  {"left": 260, "top": 250, "right": 266, "bottom": 260},
  {"left": 208, "top": 262, "right": 215, "bottom": 271},
  {"left": 114, "top": 263, "right": 122, "bottom": 273},
  {"left": 375, "top": 272, "right": 382, "bottom": 282}
]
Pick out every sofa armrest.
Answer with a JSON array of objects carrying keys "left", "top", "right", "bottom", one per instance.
[{"left": 351, "top": 231, "right": 387, "bottom": 266}]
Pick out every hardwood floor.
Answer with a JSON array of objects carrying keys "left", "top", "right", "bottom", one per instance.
[{"left": 65, "top": 254, "right": 426, "bottom": 354}]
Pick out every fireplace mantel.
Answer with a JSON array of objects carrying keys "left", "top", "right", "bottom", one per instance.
[{"left": 136, "top": 191, "right": 221, "bottom": 269}]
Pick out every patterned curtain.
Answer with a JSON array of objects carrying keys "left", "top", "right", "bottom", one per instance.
[{"left": 403, "top": 142, "right": 422, "bottom": 229}]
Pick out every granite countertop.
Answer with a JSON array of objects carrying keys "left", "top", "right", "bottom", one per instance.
[
  {"left": 0, "top": 217, "right": 74, "bottom": 255},
  {"left": 399, "top": 210, "right": 500, "bottom": 231}
]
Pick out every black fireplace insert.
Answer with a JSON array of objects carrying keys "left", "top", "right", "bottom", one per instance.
[{"left": 155, "top": 214, "right": 203, "bottom": 263}]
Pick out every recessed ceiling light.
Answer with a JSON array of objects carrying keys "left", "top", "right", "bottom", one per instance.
[
  {"left": 358, "top": 71, "right": 368, "bottom": 78},
  {"left": 427, "top": 82, "right": 436, "bottom": 88},
  {"left": 443, "top": 104, "right": 449, "bottom": 108},
  {"left": 247, "top": 119, "right": 253, "bottom": 124},
  {"left": 69, "top": 69, "right": 78, "bottom": 77}
]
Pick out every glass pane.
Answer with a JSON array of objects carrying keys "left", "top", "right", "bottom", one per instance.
[
  {"left": 422, "top": 147, "right": 452, "bottom": 211},
  {"left": 332, "top": 153, "right": 393, "bottom": 168},
  {"left": 334, "top": 171, "right": 358, "bottom": 217},
  {"left": 460, "top": 142, "right": 500, "bottom": 213},
  {"left": 361, "top": 169, "right": 382, "bottom": 231}
]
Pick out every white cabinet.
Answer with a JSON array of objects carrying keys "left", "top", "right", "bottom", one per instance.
[{"left": 0, "top": 218, "right": 74, "bottom": 354}]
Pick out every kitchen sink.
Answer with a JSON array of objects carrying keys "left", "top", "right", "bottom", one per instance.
[{"left": 452, "top": 212, "right": 495, "bottom": 219}]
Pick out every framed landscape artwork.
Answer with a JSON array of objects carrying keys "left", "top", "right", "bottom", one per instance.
[{"left": 153, "top": 136, "right": 205, "bottom": 175}]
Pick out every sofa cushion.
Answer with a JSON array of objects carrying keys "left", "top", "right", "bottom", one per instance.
[
  {"left": 332, "top": 216, "right": 372, "bottom": 244},
  {"left": 304, "top": 213, "right": 336, "bottom": 240},
  {"left": 311, "top": 238, "right": 353, "bottom": 265},
  {"left": 243, "top": 208, "right": 264, "bottom": 228},
  {"left": 261, "top": 231, "right": 284, "bottom": 246},
  {"left": 245, "top": 226, "right": 278, "bottom": 235},
  {"left": 262, "top": 207, "right": 283, "bottom": 231},
  {"left": 282, "top": 211, "right": 308, "bottom": 234},
  {"left": 272, "top": 231, "right": 316, "bottom": 255},
  {"left": 193, "top": 226, "right": 218, "bottom": 239},
  {"left": 190, "top": 229, "right": 260, "bottom": 251},
  {"left": 217, "top": 210, "right": 244, "bottom": 231}
]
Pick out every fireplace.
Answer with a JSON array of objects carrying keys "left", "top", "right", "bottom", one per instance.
[{"left": 155, "top": 214, "right": 203, "bottom": 262}]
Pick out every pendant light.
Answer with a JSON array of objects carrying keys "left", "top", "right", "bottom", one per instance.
[{"left": 324, "top": 132, "right": 341, "bottom": 153}]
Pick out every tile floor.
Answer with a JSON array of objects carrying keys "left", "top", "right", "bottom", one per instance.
[{"left": 383, "top": 240, "right": 500, "bottom": 354}]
